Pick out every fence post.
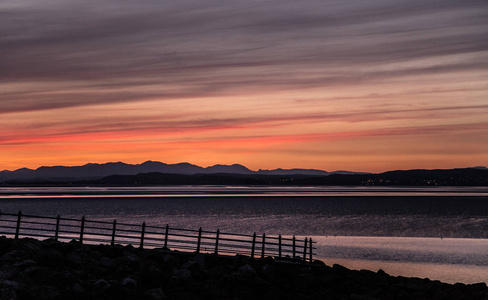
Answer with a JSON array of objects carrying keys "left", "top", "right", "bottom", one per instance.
[
  {"left": 140, "top": 222, "right": 146, "bottom": 249},
  {"left": 79, "top": 216, "right": 85, "bottom": 243},
  {"left": 309, "top": 238, "right": 313, "bottom": 262},
  {"left": 278, "top": 235, "right": 282, "bottom": 257},
  {"left": 214, "top": 229, "right": 220, "bottom": 254},
  {"left": 164, "top": 224, "right": 169, "bottom": 248},
  {"left": 251, "top": 232, "right": 256, "bottom": 258},
  {"left": 303, "top": 237, "right": 308, "bottom": 262},
  {"left": 196, "top": 227, "right": 202, "bottom": 253},
  {"left": 111, "top": 220, "right": 117, "bottom": 246},
  {"left": 292, "top": 235, "right": 296, "bottom": 258},
  {"left": 15, "top": 210, "right": 22, "bottom": 240},
  {"left": 261, "top": 233, "right": 266, "bottom": 258},
  {"left": 54, "top": 215, "right": 60, "bottom": 240}
]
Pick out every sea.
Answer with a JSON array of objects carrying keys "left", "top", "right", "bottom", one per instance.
[{"left": 1, "top": 186, "right": 488, "bottom": 284}]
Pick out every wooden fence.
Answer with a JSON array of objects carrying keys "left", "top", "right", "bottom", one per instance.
[{"left": 0, "top": 211, "right": 316, "bottom": 262}]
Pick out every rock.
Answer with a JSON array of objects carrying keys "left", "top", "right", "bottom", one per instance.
[
  {"left": 13, "top": 259, "right": 36, "bottom": 269},
  {"left": 192, "top": 253, "right": 205, "bottom": 270},
  {"left": 31, "top": 285, "right": 61, "bottom": 300},
  {"left": 163, "top": 254, "right": 179, "bottom": 266},
  {"left": 232, "top": 285, "right": 253, "bottom": 300},
  {"left": 121, "top": 252, "right": 141, "bottom": 263},
  {"left": 0, "top": 280, "right": 21, "bottom": 290},
  {"left": 238, "top": 264, "right": 256, "bottom": 279},
  {"left": 33, "top": 249, "right": 66, "bottom": 267},
  {"left": 99, "top": 256, "right": 115, "bottom": 268},
  {"left": 209, "top": 265, "right": 228, "bottom": 279},
  {"left": 145, "top": 287, "right": 165, "bottom": 300},
  {"left": 71, "top": 283, "right": 84, "bottom": 294},
  {"left": 173, "top": 268, "right": 191, "bottom": 280},
  {"left": 66, "top": 252, "right": 85, "bottom": 265},
  {"left": 94, "top": 279, "right": 111, "bottom": 290},
  {"left": 24, "top": 266, "right": 49, "bottom": 280},
  {"left": 50, "top": 270, "right": 76, "bottom": 286},
  {"left": 0, "top": 287, "right": 17, "bottom": 300},
  {"left": 21, "top": 239, "right": 41, "bottom": 253},
  {"left": 261, "top": 264, "right": 275, "bottom": 280},
  {"left": 122, "top": 277, "right": 137, "bottom": 287},
  {"left": 311, "top": 259, "right": 326, "bottom": 267},
  {"left": 1, "top": 236, "right": 487, "bottom": 299},
  {"left": 470, "top": 282, "right": 488, "bottom": 292},
  {"left": 1, "top": 250, "right": 25, "bottom": 262},
  {"left": 90, "top": 251, "right": 102, "bottom": 260}
]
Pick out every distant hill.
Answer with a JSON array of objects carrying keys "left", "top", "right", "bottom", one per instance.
[
  {"left": 2, "top": 166, "right": 487, "bottom": 186},
  {"left": 0, "top": 161, "right": 347, "bottom": 183},
  {"left": 88, "top": 167, "right": 488, "bottom": 186}
]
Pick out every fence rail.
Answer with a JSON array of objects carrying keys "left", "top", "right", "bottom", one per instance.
[{"left": 0, "top": 210, "right": 316, "bottom": 262}]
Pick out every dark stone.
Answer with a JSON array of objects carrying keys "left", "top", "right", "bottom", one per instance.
[
  {"left": 0, "top": 236, "right": 486, "bottom": 300},
  {"left": 1, "top": 250, "right": 25, "bottom": 262},
  {"left": 31, "top": 285, "right": 61, "bottom": 300},
  {"left": 0, "top": 287, "right": 17, "bottom": 300},
  {"left": 0, "top": 280, "right": 21, "bottom": 291},
  {"left": 13, "top": 259, "right": 36, "bottom": 269},
  {"left": 173, "top": 268, "right": 191, "bottom": 281},
  {"left": 209, "top": 265, "right": 229, "bottom": 279},
  {"left": 99, "top": 256, "right": 115, "bottom": 268},
  {"left": 33, "top": 248, "right": 66, "bottom": 267},
  {"left": 71, "top": 282, "right": 85, "bottom": 294},
  {"left": 93, "top": 279, "right": 111, "bottom": 291},
  {"left": 145, "top": 287, "right": 165, "bottom": 300},
  {"left": 237, "top": 264, "right": 256, "bottom": 279},
  {"left": 121, "top": 277, "right": 137, "bottom": 287}
]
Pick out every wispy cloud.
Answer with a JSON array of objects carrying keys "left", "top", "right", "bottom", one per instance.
[{"left": 1, "top": 0, "right": 487, "bottom": 112}]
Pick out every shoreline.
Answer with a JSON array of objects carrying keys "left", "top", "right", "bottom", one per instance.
[{"left": 1, "top": 237, "right": 487, "bottom": 299}]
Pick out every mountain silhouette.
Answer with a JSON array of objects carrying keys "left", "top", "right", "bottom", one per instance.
[{"left": 0, "top": 161, "right": 339, "bottom": 182}]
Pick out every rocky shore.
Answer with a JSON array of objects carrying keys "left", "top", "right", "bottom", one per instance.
[{"left": 0, "top": 237, "right": 487, "bottom": 299}]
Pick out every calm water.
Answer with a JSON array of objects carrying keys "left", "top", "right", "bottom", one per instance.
[{"left": 1, "top": 186, "right": 488, "bottom": 284}]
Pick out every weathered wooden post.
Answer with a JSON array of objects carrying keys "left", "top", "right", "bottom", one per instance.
[
  {"left": 303, "top": 237, "right": 308, "bottom": 262},
  {"left": 164, "top": 224, "right": 169, "bottom": 248},
  {"left": 251, "top": 232, "right": 256, "bottom": 258},
  {"left": 309, "top": 237, "right": 313, "bottom": 262},
  {"left": 278, "top": 234, "right": 282, "bottom": 257},
  {"left": 140, "top": 222, "right": 146, "bottom": 249},
  {"left": 15, "top": 210, "right": 22, "bottom": 240},
  {"left": 292, "top": 235, "right": 296, "bottom": 258},
  {"left": 79, "top": 216, "right": 85, "bottom": 243},
  {"left": 196, "top": 227, "right": 202, "bottom": 253},
  {"left": 54, "top": 215, "right": 60, "bottom": 240},
  {"left": 261, "top": 233, "right": 266, "bottom": 258},
  {"left": 111, "top": 220, "right": 117, "bottom": 246},
  {"left": 214, "top": 229, "right": 220, "bottom": 254}
]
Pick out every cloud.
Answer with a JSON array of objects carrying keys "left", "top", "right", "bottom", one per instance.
[{"left": 1, "top": 0, "right": 487, "bottom": 113}]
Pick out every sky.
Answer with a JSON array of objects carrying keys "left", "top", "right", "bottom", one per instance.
[{"left": 1, "top": 0, "right": 487, "bottom": 172}]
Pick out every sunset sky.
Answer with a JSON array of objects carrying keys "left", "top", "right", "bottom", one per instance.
[{"left": 1, "top": 0, "right": 487, "bottom": 172}]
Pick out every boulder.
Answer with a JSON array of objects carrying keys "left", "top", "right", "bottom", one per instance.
[
  {"left": 238, "top": 264, "right": 256, "bottom": 279},
  {"left": 33, "top": 249, "right": 66, "bottom": 267},
  {"left": 94, "top": 279, "right": 111, "bottom": 291},
  {"left": 145, "top": 287, "right": 165, "bottom": 300},
  {"left": 99, "top": 256, "right": 115, "bottom": 268},
  {"left": 122, "top": 277, "right": 137, "bottom": 287},
  {"left": 173, "top": 268, "right": 191, "bottom": 281}
]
